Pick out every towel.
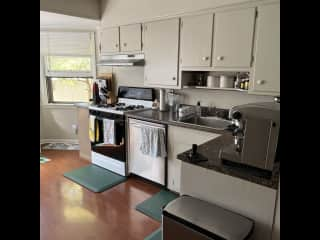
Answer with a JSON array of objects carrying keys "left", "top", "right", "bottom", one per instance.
[
  {"left": 140, "top": 127, "right": 167, "bottom": 158},
  {"left": 103, "top": 119, "right": 115, "bottom": 144},
  {"left": 89, "top": 115, "right": 95, "bottom": 143}
]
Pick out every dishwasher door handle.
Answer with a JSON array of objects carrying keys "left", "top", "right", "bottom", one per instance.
[{"left": 130, "top": 123, "right": 165, "bottom": 130}]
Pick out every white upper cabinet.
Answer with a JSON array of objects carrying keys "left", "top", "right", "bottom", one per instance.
[
  {"left": 100, "top": 27, "right": 120, "bottom": 54},
  {"left": 144, "top": 18, "right": 180, "bottom": 87},
  {"left": 180, "top": 14, "right": 213, "bottom": 67},
  {"left": 212, "top": 7, "right": 256, "bottom": 68},
  {"left": 120, "top": 24, "right": 142, "bottom": 52},
  {"left": 250, "top": 3, "right": 280, "bottom": 95}
]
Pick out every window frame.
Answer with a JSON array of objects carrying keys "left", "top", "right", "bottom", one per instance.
[
  {"left": 44, "top": 54, "right": 95, "bottom": 104},
  {"left": 46, "top": 76, "right": 94, "bottom": 104}
]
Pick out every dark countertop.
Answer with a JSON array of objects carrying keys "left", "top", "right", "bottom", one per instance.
[
  {"left": 125, "top": 109, "right": 229, "bottom": 134},
  {"left": 126, "top": 109, "right": 280, "bottom": 190},
  {"left": 177, "top": 134, "right": 280, "bottom": 190}
]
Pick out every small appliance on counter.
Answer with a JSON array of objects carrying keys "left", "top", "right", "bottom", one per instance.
[
  {"left": 159, "top": 88, "right": 167, "bottom": 111},
  {"left": 178, "top": 105, "right": 195, "bottom": 119},
  {"left": 167, "top": 90, "right": 181, "bottom": 112},
  {"left": 220, "top": 102, "right": 280, "bottom": 172}
]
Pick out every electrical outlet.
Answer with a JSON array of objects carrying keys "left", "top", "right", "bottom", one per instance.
[{"left": 72, "top": 124, "right": 78, "bottom": 134}]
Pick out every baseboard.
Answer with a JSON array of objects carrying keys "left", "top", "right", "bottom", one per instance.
[
  {"left": 40, "top": 139, "right": 79, "bottom": 145},
  {"left": 80, "top": 152, "right": 91, "bottom": 161}
]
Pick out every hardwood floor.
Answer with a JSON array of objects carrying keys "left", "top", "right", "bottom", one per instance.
[{"left": 40, "top": 150, "right": 161, "bottom": 240}]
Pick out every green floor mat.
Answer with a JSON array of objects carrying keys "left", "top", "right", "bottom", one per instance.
[
  {"left": 63, "top": 164, "right": 126, "bottom": 193},
  {"left": 40, "top": 157, "right": 50, "bottom": 164},
  {"left": 136, "top": 189, "right": 179, "bottom": 222},
  {"left": 144, "top": 228, "right": 161, "bottom": 240}
]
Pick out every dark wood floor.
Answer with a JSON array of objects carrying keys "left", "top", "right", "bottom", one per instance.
[{"left": 40, "top": 150, "right": 161, "bottom": 240}]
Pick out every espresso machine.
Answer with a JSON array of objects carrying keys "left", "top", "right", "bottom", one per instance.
[{"left": 220, "top": 102, "right": 280, "bottom": 172}]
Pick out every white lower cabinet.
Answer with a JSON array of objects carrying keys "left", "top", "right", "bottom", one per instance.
[
  {"left": 180, "top": 161, "right": 278, "bottom": 240},
  {"left": 167, "top": 125, "right": 219, "bottom": 193}
]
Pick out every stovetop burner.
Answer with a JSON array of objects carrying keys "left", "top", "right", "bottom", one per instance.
[
  {"left": 115, "top": 105, "right": 145, "bottom": 111},
  {"left": 94, "top": 103, "right": 145, "bottom": 112}
]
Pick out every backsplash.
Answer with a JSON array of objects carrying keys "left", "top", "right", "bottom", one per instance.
[{"left": 97, "top": 66, "right": 274, "bottom": 109}]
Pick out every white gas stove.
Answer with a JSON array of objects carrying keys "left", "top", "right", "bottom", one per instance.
[
  {"left": 89, "top": 98, "right": 153, "bottom": 115},
  {"left": 89, "top": 86, "right": 155, "bottom": 176}
]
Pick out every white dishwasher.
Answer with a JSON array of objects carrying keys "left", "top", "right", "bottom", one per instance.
[{"left": 128, "top": 118, "right": 166, "bottom": 186}]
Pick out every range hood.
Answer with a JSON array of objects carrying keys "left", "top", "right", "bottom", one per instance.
[{"left": 97, "top": 53, "right": 145, "bottom": 66}]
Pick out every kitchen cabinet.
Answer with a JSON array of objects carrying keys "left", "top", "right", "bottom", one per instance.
[
  {"left": 120, "top": 24, "right": 142, "bottom": 52},
  {"left": 144, "top": 18, "right": 180, "bottom": 87},
  {"left": 180, "top": 13, "right": 213, "bottom": 67},
  {"left": 180, "top": 161, "right": 278, "bottom": 240},
  {"left": 250, "top": 3, "right": 280, "bottom": 95},
  {"left": 100, "top": 27, "right": 120, "bottom": 54},
  {"left": 167, "top": 125, "right": 219, "bottom": 193},
  {"left": 212, "top": 7, "right": 256, "bottom": 68}
]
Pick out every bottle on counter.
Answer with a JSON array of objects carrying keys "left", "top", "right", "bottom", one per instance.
[
  {"left": 244, "top": 80, "right": 249, "bottom": 90},
  {"left": 240, "top": 80, "right": 245, "bottom": 90},
  {"left": 196, "top": 101, "right": 201, "bottom": 117}
]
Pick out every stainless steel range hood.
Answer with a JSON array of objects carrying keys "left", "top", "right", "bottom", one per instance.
[{"left": 97, "top": 53, "right": 145, "bottom": 66}]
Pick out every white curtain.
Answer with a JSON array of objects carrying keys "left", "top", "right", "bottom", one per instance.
[{"left": 40, "top": 31, "right": 94, "bottom": 56}]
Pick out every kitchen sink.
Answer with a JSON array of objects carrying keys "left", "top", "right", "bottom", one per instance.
[
  {"left": 197, "top": 116, "right": 232, "bottom": 129},
  {"left": 176, "top": 115, "right": 232, "bottom": 130}
]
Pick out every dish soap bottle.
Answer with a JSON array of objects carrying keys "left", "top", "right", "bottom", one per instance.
[{"left": 196, "top": 101, "right": 201, "bottom": 117}]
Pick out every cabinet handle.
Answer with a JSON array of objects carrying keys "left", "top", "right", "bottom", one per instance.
[
  {"left": 256, "top": 80, "right": 265, "bottom": 85},
  {"left": 217, "top": 56, "right": 224, "bottom": 61},
  {"left": 202, "top": 56, "right": 209, "bottom": 61},
  {"left": 172, "top": 77, "right": 176, "bottom": 80},
  {"left": 123, "top": 43, "right": 127, "bottom": 47}
]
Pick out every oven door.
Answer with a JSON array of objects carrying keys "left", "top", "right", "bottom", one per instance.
[{"left": 89, "top": 110, "right": 125, "bottom": 162}]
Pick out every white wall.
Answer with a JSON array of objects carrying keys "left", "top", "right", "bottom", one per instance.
[
  {"left": 272, "top": 181, "right": 280, "bottom": 240},
  {"left": 40, "top": 0, "right": 100, "bottom": 20},
  {"left": 41, "top": 106, "right": 78, "bottom": 142},
  {"left": 101, "top": 0, "right": 257, "bottom": 27}
]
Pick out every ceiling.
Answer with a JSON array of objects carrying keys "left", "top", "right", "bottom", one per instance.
[{"left": 40, "top": 11, "right": 99, "bottom": 30}]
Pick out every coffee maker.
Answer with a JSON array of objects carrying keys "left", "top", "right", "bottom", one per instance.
[{"left": 220, "top": 102, "right": 280, "bottom": 171}]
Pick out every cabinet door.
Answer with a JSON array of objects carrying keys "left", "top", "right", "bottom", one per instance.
[
  {"left": 180, "top": 14, "right": 213, "bottom": 67},
  {"left": 100, "top": 27, "right": 120, "bottom": 54},
  {"left": 144, "top": 18, "right": 180, "bottom": 87},
  {"left": 251, "top": 3, "right": 280, "bottom": 95},
  {"left": 167, "top": 125, "right": 219, "bottom": 193},
  {"left": 120, "top": 24, "right": 142, "bottom": 52},
  {"left": 212, "top": 7, "right": 255, "bottom": 68},
  {"left": 77, "top": 107, "right": 91, "bottom": 161}
]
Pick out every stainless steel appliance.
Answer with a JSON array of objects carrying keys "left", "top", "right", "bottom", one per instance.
[
  {"left": 89, "top": 86, "right": 154, "bottom": 176},
  {"left": 167, "top": 90, "right": 181, "bottom": 112},
  {"left": 128, "top": 119, "right": 166, "bottom": 185},
  {"left": 96, "top": 53, "right": 145, "bottom": 66},
  {"left": 220, "top": 102, "right": 280, "bottom": 171},
  {"left": 162, "top": 195, "right": 254, "bottom": 240}
]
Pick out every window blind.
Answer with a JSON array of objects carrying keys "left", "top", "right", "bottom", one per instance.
[{"left": 40, "top": 31, "right": 93, "bottom": 56}]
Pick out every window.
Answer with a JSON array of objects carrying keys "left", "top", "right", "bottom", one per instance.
[
  {"left": 46, "top": 56, "right": 93, "bottom": 103},
  {"left": 41, "top": 31, "right": 95, "bottom": 104}
]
